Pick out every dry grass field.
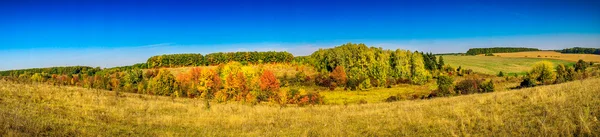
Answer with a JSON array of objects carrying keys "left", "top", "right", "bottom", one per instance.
[
  {"left": 494, "top": 51, "right": 600, "bottom": 62},
  {"left": 1, "top": 77, "right": 599, "bottom": 136}
]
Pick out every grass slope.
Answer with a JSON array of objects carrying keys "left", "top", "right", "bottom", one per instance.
[
  {"left": 1, "top": 78, "right": 599, "bottom": 136},
  {"left": 443, "top": 55, "right": 573, "bottom": 75}
]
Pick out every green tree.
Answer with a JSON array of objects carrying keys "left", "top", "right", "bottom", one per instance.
[
  {"left": 436, "top": 75, "right": 454, "bottom": 96},
  {"left": 437, "top": 56, "right": 445, "bottom": 70},
  {"left": 410, "top": 52, "right": 431, "bottom": 85},
  {"left": 555, "top": 64, "right": 568, "bottom": 83}
]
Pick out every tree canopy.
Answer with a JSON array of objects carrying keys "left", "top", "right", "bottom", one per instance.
[{"left": 466, "top": 47, "right": 539, "bottom": 55}]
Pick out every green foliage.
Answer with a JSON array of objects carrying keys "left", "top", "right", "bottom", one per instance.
[
  {"left": 0, "top": 66, "right": 99, "bottom": 77},
  {"left": 436, "top": 75, "right": 455, "bottom": 96},
  {"left": 409, "top": 51, "right": 431, "bottom": 85},
  {"left": 466, "top": 47, "right": 539, "bottom": 55},
  {"left": 497, "top": 71, "right": 505, "bottom": 77},
  {"left": 122, "top": 69, "right": 144, "bottom": 93},
  {"left": 555, "top": 64, "right": 568, "bottom": 83},
  {"left": 205, "top": 51, "right": 293, "bottom": 66},
  {"left": 390, "top": 49, "right": 412, "bottom": 79},
  {"left": 561, "top": 47, "right": 600, "bottom": 55},
  {"left": 147, "top": 54, "right": 204, "bottom": 68},
  {"left": 520, "top": 77, "right": 536, "bottom": 88},
  {"left": 437, "top": 56, "right": 445, "bottom": 69},
  {"left": 422, "top": 52, "right": 438, "bottom": 71},
  {"left": 359, "top": 78, "right": 372, "bottom": 91},
  {"left": 311, "top": 43, "right": 432, "bottom": 86},
  {"left": 146, "top": 51, "right": 294, "bottom": 68}
]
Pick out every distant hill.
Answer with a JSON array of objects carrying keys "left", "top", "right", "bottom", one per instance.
[{"left": 466, "top": 47, "right": 539, "bottom": 55}]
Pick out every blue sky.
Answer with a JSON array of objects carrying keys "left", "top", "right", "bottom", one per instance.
[{"left": 1, "top": 0, "right": 599, "bottom": 70}]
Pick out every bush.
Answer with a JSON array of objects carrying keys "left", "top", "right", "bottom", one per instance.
[
  {"left": 497, "top": 71, "right": 505, "bottom": 77},
  {"left": 520, "top": 77, "right": 536, "bottom": 88},
  {"left": 575, "top": 59, "right": 588, "bottom": 72},
  {"left": 480, "top": 80, "right": 494, "bottom": 93},
  {"left": 436, "top": 75, "right": 455, "bottom": 96},
  {"left": 529, "top": 61, "right": 556, "bottom": 85},
  {"left": 330, "top": 66, "right": 347, "bottom": 87},
  {"left": 298, "top": 92, "right": 323, "bottom": 106},
  {"left": 455, "top": 78, "right": 494, "bottom": 94},
  {"left": 455, "top": 79, "right": 481, "bottom": 94},
  {"left": 385, "top": 96, "right": 400, "bottom": 102}
]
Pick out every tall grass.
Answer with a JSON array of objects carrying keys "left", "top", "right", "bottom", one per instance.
[{"left": 1, "top": 78, "right": 599, "bottom": 136}]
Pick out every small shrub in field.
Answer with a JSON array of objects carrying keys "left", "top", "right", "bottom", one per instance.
[
  {"left": 497, "top": 71, "right": 505, "bottom": 77},
  {"left": 575, "top": 59, "right": 588, "bottom": 72},
  {"left": 480, "top": 80, "right": 494, "bottom": 93},
  {"left": 455, "top": 79, "right": 482, "bottom": 94},
  {"left": 385, "top": 96, "right": 400, "bottom": 102},
  {"left": 520, "top": 77, "right": 536, "bottom": 88},
  {"left": 296, "top": 91, "right": 323, "bottom": 106},
  {"left": 358, "top": 99, "right": 368, "bottom": 104},
  {"left": 436, "top": 75, "right": 455, "bottom": 96}
]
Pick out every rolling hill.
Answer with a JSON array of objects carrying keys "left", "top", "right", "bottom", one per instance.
[{"left": 1, "top": 78, "right": 598, "bottom": 136}]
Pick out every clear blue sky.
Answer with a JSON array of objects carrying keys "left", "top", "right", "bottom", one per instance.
[{"left": 1, "top": 0, "right": 599, "bottom": 70}]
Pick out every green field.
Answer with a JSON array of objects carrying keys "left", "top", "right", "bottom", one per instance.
[
  {"left": 442, "top": 55, "right": 574, "bottom": 75},
  {"left": 1, "top": 78, "right": 599, "bottom": 136}
]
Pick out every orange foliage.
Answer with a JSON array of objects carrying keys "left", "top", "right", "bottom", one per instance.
[
  {"left": 330, "top": 66, "right": 347, "bottom": 86},
  {"left": 225, "top": 72, "right": 248, "bottom": 101},
  {"left": 260, "top": 70, "right": 280, "bottom": 100}
]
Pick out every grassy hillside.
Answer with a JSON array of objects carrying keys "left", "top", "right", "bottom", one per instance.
[
  {"left": 443, "top": 55, "right": 573, "bottom": 75},
  {"left": 494, "top": 51, "right": 600, "bottom": 62},
  {"left": 1, "top": 78, "right": 599, "bottom": 136}
]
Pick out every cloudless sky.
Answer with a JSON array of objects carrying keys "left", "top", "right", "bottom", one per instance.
[{"left": 1, "top": 0, "right": 599, "bottom": 70}]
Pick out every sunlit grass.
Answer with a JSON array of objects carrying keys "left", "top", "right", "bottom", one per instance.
[{"left": 2, "top": 78, "right": 599, "bottom": 136}]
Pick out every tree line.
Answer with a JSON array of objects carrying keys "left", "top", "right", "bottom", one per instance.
[
  {"left": 560, "top": 47, "right": 600, "bottom": 55},
  {"left": 466, "top": 47, "right": 539, "bottom": 55},
  {"left": 0, "top": 66, "right": 100, "bottom": 77},
  {"left": 147, "top": 51, "right": 294, "bottom": 68}
]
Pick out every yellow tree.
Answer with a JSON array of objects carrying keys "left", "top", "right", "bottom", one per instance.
[{"left": 529, "top": 61, "right": 556, "bottom": 85}]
